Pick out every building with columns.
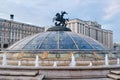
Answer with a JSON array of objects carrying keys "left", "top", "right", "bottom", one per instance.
[
  {"left": 67, "top": 18, "right": 113, "bottom": 49},
  {"left": 0, "top": 18, "right": 44, "bottom": 51}
]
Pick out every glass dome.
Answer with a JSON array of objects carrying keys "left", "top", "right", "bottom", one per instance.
[{"left": 7, "top": 30, "right": 107, "bottom": 51}]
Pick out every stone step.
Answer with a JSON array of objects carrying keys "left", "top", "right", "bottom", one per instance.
[
  {"left": 0, "top": 70, "right": 39, "bottom": 76},
  {"left": 111, "top": 70, "right": 120, "bottom": 75},
  {"left": 79, "top": 78, "right": 113, "bottom": 80},
  {"left": 0, "top": 75, "right": 44, "bottom": 80},
  {"left": 107, "top": 74, "right": 120, "bottom": 80},
  {"left": 45, "top": 78, "right": 113, "bottom": 80}
]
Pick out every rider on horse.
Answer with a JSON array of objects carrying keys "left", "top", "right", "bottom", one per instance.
[{"left": 53, "top": 11, "right": 69, "bottom": 27}]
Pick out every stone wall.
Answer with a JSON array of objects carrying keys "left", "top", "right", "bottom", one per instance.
[{"left": 0, "top": 65, "right": 120, "bottom": 79}]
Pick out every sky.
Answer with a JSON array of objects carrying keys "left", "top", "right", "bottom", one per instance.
[{"left": 0, "top": 0, "right": 120, "bottom": 43}]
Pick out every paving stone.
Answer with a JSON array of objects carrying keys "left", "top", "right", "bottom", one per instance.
[
  {"left": 111, "top": 70, "right": 120, "bottom": 75},
  {"left": 107, "top": 73, "right": 120, "bottom": 80}
]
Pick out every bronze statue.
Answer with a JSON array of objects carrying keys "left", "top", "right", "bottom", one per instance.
[{"left": 53, "top": 11, "right": 69, "bottom": 27}]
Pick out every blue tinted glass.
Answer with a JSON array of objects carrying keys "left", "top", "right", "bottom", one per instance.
[
  {"left": 83, "top": 37, "right": 106, "bottom": 50},
  {"left": 40, "top": 32, "right": 58, "bottom": 49},
  {"left": 24, "top": 32, "right": 50, "bottom": 49},
  {"left": 69, "top": 33, "right": 93, "bottom": 49},
  {"left": 8, "top": 31, "right": 107, "bottom": 51},
  {"left": 59, "top": 32, "right": 77, "bottom": 49},
  {"left": 79, "top": 44, "right": 93, "bottom": 49}
]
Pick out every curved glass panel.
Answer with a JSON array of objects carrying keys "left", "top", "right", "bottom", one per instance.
[
  {"left": 24, "top": 32, "right": 50, "bottom": 49},
  {"left": 83, "top": 36, "right": 107, "bottom": 50},
  {"left": 7, "top": 31, "right": 107, "bottom": 51},
  {"left": 59, "top": 32, "right": 77, "bottom": 49},
  {"left": 68, "top": 32, "right": 93, "bottom": 49},
  {"left": 40, "top": 32, "right": 58, "bottom": 49}
]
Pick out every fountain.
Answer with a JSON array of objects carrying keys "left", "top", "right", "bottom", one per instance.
[
  {"left": 89, "top": 61, "right": 92, "bottom": 66},
  {"left": 69, "top": 54, "right": 76, "bottom": 67},
  {"left": 18, "top": 61, "right": 21, "bottom": 66},
  {"left": 105, "top": 54, "right": 109, "bottom": 65},
  {"left": 35, "top": 55, "right": 39, "bottom": 67},
  {"left": 53, "top": 61, "right": 57, "bottom": 67},
  {"left": 117, "top": 58, "right": 120, "bottom": 65},
  {"left": 2, "top": 54, "right": 7, "bottom": 66}
]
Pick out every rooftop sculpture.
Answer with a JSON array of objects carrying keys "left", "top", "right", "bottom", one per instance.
[{"left": 53, "top": 11, "right": 69, "bottom": 27}]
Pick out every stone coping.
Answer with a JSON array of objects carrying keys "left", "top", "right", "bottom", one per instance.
[
  {"left": 0, "top": 70, "right": 38, "bottom": 76},
  {"left": 0, "top": 65, "right": 120, "bottom": 70},
  {"left": 0, "top": 75, "right": 44, "bottom": 80},
  {"left": 45, "top": 78, "right": 113, "bottom": 80}
]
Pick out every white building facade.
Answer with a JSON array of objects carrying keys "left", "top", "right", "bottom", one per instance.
[
  {"left": 0, "top": 18, "right": 44, "bottom": 50},
  {"left": 67, "top": 18, "right": 113, "bottom": 49}
]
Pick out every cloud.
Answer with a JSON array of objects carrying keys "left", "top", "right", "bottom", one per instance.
[
  {"left": 103, "top": 0, "right": 120, "bottom": 20},
  {"left": 0, "top": 0, "right": 84, "bottom": 26},
  {"left": 0, "top": 0, "right": 120, "bottom": 42}
]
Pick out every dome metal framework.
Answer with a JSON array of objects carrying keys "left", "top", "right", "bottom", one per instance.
[{"left": 7, "top": 30, "right": 107, "bottom": 52}]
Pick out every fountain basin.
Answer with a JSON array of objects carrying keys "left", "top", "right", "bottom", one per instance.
[{"left": 0, "top": 65, "right": 120, "bottom": 79}]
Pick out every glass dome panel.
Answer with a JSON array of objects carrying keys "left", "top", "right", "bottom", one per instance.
[
  {"left": 83, "top": 36, "right": 106, "bottom": 50},
  {"left": 59, "top": 32, "right": 77, "bottom": 49},
  {"left": 7, "top": 31, "right": 108, "bottom": 51},
  {"left": 24, "top": 32, "right": 50, "bottom": 49},
  {"left": 68, "top": 32, "right": 93, "bottom": 49},
  {"left": 40, "top": 32, "right": 58, "bottom": 49}
]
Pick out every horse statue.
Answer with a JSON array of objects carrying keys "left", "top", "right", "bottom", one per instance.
[{"left": 53, "top": 11, "right": 69, "bottom": 27}]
